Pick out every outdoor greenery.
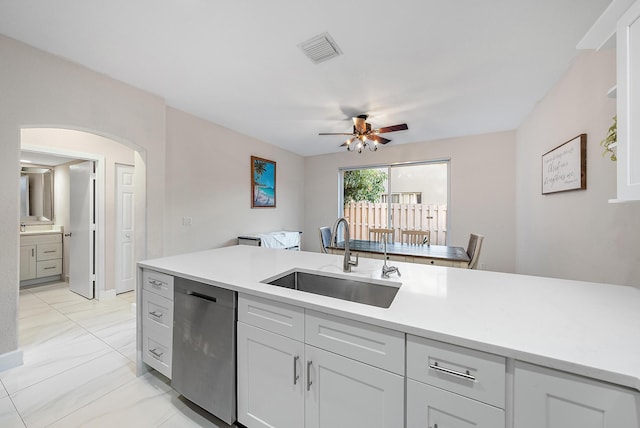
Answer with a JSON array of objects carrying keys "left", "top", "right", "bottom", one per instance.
[{"left": 343, "top": 169, "right": 387, "bottom": 202}]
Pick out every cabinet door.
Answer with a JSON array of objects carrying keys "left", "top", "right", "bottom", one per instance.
[
  {"left": 514, "top": 362, "right": 639, "bottom": 428},
  {"left": 20, "top": 245, "right": 37, "bottom": 281},
  {"left": 305, "top": 345, "right": 404, "bottom": 428},
  {"left": 237, "top": 322, "right": 304, "bottom": 428},
  {"left": 407, "top": 379, "right": 504, "bottom": 428}
]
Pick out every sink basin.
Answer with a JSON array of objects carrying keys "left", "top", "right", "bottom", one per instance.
[{"left": 262, "top": 269, "right": 401, "bottom": 308}]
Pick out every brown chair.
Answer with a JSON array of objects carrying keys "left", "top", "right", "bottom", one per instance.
[
  {"left": 466, "top": 233, "right": 484, "bottom": 269},
  {"left": 369, "top": 228, "right": 394, "bottom": 244},
  {"left": 401, "top": 230, "right": 430, "bottom": 245}
]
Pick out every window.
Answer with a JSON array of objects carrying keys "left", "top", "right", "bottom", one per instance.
[{"left": 339, "top": 160, "right": 449, "bottom": 245}]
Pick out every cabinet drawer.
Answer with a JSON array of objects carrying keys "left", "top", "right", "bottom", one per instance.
[
  {"left": 238, "top": 293, "right": 304, "bottom": 341},
  {"left": 142, "top": 269, "right": 174, "bottom": 300},
  {"left": 413, "top": 257, "right": 454, "bottom": 267},
  {"left": 36, "top": 259, "right": 62, "bottom": 277},
  {"left": 142, "top": 324, "right": 172, "bottom": 378},
  {"left": 37, "top": 243, "right": 62, "bottom": 261},
  {"left": 407, "top": 335, "right": 506, "bottom": 408},
  {"left": 305, "top": 310, "right": 405, "bottom": 375},
  {"left": 407, "top": 379, "right": 505, "bottom": 428},
  {"left": 142, "top": 290, "right": 173, "bottom": 332}
]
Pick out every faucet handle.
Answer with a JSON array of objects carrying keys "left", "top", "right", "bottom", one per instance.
[{"left": 348, "top": 252, "right": 359, "bottom": 267}]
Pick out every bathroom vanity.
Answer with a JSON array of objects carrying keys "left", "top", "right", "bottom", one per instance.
[{"left": 20, "top": 230, "right": 63, "bottom": 286}]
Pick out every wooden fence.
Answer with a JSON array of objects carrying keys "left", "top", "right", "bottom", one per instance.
[{"left": 344, "top": 201, "right": 448, "bottom": 245}]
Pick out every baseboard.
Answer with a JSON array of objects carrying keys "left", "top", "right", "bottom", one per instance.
[
  {"left": 97, "top": 288, "right": 117, "bottom": 301},
  {"left": 0, "top": 349, "right": 23, "bottom": 372}
]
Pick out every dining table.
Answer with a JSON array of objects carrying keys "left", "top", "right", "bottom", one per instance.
[{"left": 328, "top": 239, "right": 471, "bottom": 268}]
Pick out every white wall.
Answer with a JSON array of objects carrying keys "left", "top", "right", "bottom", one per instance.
[
  {"left": 0, "top": 34, "right": 166, "bottom": 360},
  {"left": 516, "top": 49, "right": 640, "bottom": 287},
  {"left": 164, "top": 107, "right": 305, "bottom": 254},
  {"left": 303, "top": 131, "right": 517, "bottom": 273},
  {"left": 22, "top": 128, "right": 136, "bottom": 292}
]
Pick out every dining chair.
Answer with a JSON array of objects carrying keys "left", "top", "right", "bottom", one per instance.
[
  {"left": 369, "top": 228, "right": 394, "bottom": 244},
  {"left": 466, "top": 233, "right": 484, "bottom": 269},
  {"left": 318, "top": 226, "right": 332, "bottom": 254},
  {"left": 401, "top": 230, "right": 430, "bottom": 245}
]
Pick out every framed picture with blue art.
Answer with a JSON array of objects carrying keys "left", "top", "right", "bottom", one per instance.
[{"left": 251, "top": 156, "right": 276, "bottom": 208}]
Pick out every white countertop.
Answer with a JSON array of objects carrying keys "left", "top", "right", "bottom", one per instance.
[{"left": 138, "top": 245, "right": 640, "bottom": 391}]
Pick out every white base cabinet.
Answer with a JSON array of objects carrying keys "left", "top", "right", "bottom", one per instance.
[
  {"left": 514, "top": 362, "right": 639, "bottom": 428},
  {"left": 140, "top": 269, "right": 174, "bottom": 378},
  {"left": 237, "top": 294, "right": 404, "bottom": 428},
  {"left": 407, "top": 380, "right": 504, "bottom": 428},
  {"left": 305, "top": 344, "right": 404, "bottom": 428},
  {"left": 237, "top": 323, "right": 304, "bottom": 428}
]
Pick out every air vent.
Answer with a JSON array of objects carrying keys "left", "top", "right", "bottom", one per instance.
[{"left": 299, "top": 32, "right": 343, "bottom": 64}]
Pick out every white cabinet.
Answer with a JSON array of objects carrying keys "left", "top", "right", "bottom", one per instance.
[
  {"left": 616, "top": 0, "right": 640, "bottom": 201},
  {"left": 514, "top": 362, "right": 640, "bottom": 428},
  {"left": 20, "top": 245, "right": 37, "bottom": 281},
  {"left": 407, "top": 380, "right": 504, "bottom": 428},
  {"left": 237, "top": 294, "right": 405, "bottom": 428},
  {"left": 140, "top": 269, "right": 174, "bottom": 378},
  {"left": 20, "top": 233, "right": 63, "bottom": 284},
  {"left": 406, "top": 335, "right": 506, "bottom": 428},
  {"left": 305, "top": 344, "right": 404, "bottom": 428}
]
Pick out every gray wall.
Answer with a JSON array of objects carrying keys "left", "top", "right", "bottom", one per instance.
[{"left": 516, "top": 48, "right": 640, "bottom": 287}]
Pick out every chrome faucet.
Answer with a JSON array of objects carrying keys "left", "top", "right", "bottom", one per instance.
[
  {"left": 381, "top": 238, "right": 401, "bottom": 278},
  {"left": 331, "top": 217, "right": 358, "bottom": 272}
]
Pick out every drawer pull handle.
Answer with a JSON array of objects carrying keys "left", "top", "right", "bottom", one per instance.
[
  {"left": 306, "top": 360, "right": 313, "bottom": 391},
  {"left": 429, "top": 362, "right": 476, "bottom": 382},
  {"left": 293, "top": 355, "right": 300, "bottom": 385},
  {"left": 44, "top": 250, "right": 56, "bottom": 253},
  {"left": 44, "top": 266, "right": 56, "bottom": 270},
  {"left": 149, "top": 310, "right": 163, "bottom": 318},
  {"left": 149, "top": 279, "right": 164, "bottom": 288},
  {"left": 149, "top": 348, "right": 164, "bottom": 359}
]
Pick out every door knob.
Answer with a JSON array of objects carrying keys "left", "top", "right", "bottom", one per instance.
[{"left": 64, "top": 233, "right": 72, "bottom": 237}]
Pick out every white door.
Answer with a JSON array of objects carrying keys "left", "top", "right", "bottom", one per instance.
[
  {"left": 305, "top": 345, "right": 404, "bottom": 428},
  {"left": 407, "top": 379, "right": 505, "bottom": 428},
  {"left": 69, "top": 161, "right": 95, "bottom": 299},
  {"left": 237, "top": 322, "right": 305, "bottom": 428},
  {"left": 115, "top": 164, "right": 135, "bottom": 294}
]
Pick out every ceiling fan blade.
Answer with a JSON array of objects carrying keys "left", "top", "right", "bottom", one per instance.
[
  {"left": 353, "top": 116, "right": 368, "bottom": 133},
  {"left": 368, "top": 135, "right": 391, "bottom": 145},
  {"left": 375, "top": 123, "right": 408, "bottom": 133},
  {"left": 340, "top": 137, "right": 357, "bottom": 147},
  {"left": 319, "top": 132, "right": 355, "bottom": 136}
]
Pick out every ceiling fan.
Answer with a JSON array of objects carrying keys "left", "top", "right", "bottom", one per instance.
[{"left": 319, "top": 114, "right": 408, "bottom": 153}]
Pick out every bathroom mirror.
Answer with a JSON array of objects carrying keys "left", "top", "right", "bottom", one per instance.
[{"left": 20, "top": 167, "right": 54, "bottom": 223}]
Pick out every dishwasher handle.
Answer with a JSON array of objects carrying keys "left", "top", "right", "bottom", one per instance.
[{"left": 186, "top": 290, "right": 218, "bottom": 303}]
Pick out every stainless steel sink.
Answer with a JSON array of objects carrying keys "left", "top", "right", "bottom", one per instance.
[{"left": 262, "top": 269, "right": 401, "bottom": 308}]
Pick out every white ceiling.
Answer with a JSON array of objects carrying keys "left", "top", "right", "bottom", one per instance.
[{"left": 0, "top": 0, "right": 610, "bottom": 157}]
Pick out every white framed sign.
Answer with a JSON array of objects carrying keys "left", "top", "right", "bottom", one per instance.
[{"left": 542, "top": 134, "right": 587, "bottom": 195}]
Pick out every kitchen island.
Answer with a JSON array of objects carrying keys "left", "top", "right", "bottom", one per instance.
[{"left": 137, "top": 245, "right": 640, "bottom": 427}]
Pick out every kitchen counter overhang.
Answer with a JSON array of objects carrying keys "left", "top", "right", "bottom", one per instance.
[{"left": 138, "top": 245, "right": 640, "bottom": 392}]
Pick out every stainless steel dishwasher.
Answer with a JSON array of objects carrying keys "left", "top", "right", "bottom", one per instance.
[{"left": 172, "top": 276, "right": 237, "bottom": 425}]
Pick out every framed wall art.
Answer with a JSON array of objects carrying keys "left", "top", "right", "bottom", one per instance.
[
  {"left": 542, "top": 134, "right": 587, "bottom": 195},
  {"left": 251, "top": 156, "right": 276, "bottom": 208}
]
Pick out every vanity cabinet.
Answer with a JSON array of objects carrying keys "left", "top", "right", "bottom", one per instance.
[
  {"left": 514, "top": 362, "right": 639, "bottom": 427},
  {"left": 20, "top": 233, "right": 63, "bottom": 284},
  {"left": 237, "top": 294, "right": 405, "bottom": 428},
  {"left": 406, "top": 335, "right": 506, "bottom": 428},
  {"left": 140, "top": 269, "right": 174, "bottom": 378}
]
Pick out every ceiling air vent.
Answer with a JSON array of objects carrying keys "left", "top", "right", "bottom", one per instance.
[{"left": 299, "top": 32, "right": 343, "bottom": 64}]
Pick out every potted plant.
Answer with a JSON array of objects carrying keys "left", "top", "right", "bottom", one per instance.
[{"left": 600, "top": 116, "right": 617, "bottom": 161}]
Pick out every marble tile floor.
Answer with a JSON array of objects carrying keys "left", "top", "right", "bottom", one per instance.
[{"left": 0, "top": 282, "right": 235, "bottom": 428}]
